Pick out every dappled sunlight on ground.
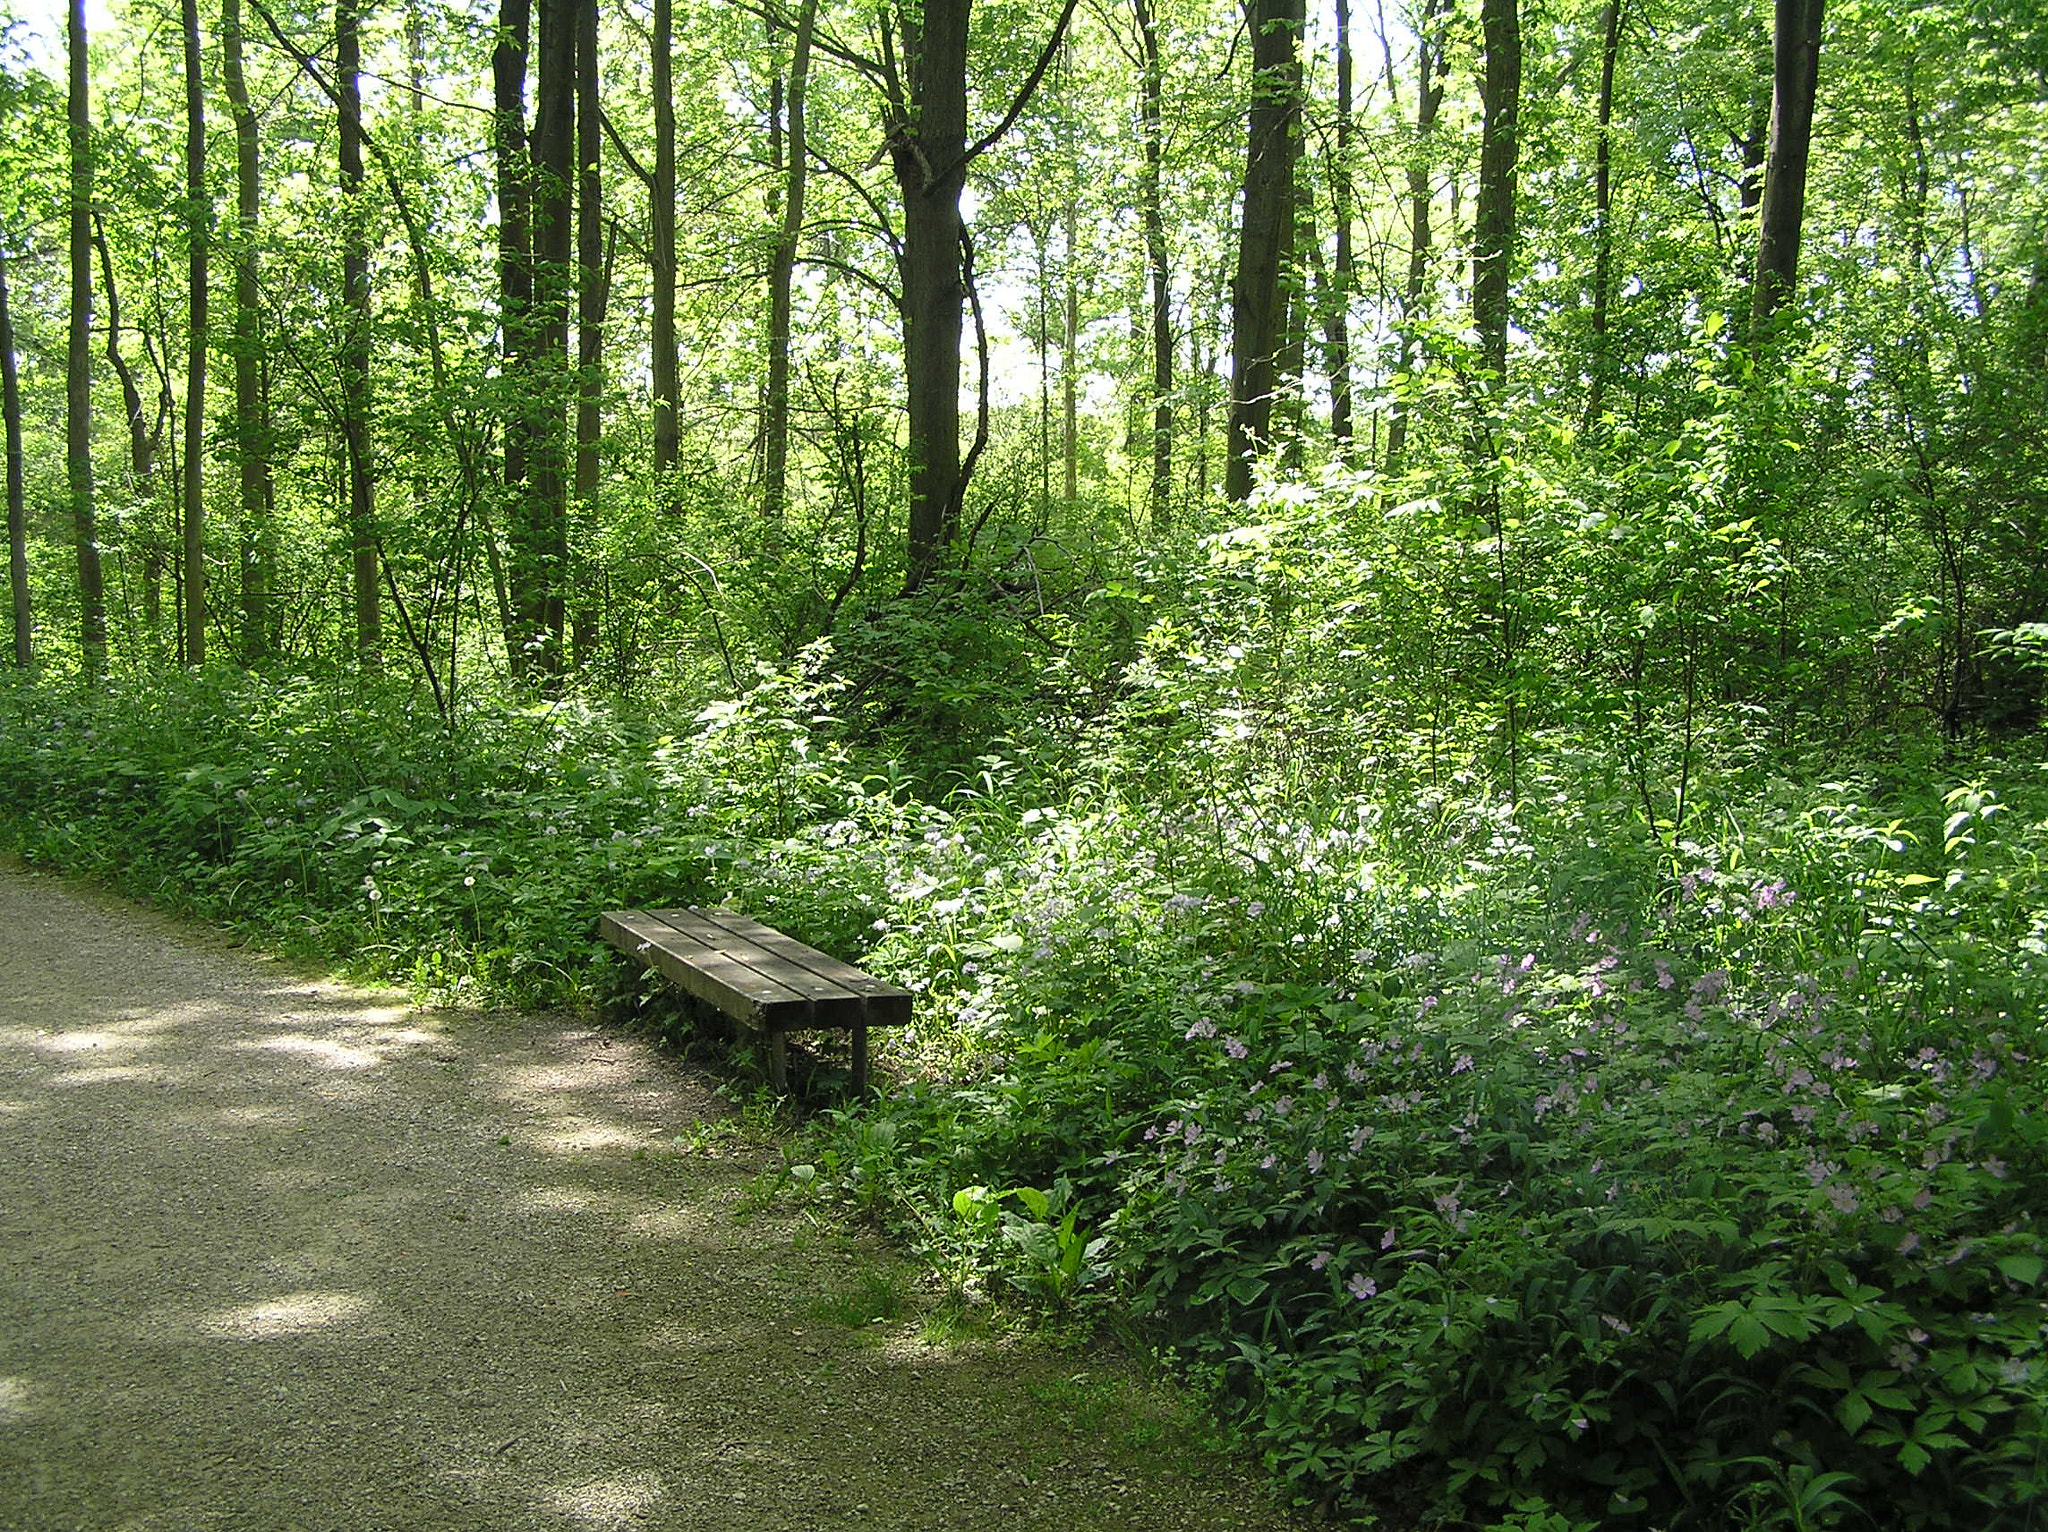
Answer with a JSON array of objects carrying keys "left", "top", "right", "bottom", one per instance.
[
  {"left": 235, "top": 1032, "right": 387, "bottom": 1070},
  {"left": 0, "top": 1375, "right": 32, "bottom": 1422},
  {"left": 0, "top": 866, "right": 1290, "bottom": 1532},
  {"left": 45, "top": 1063, "right": 168, "bottom": 1088},
  {"left": 35, "top": 1028, "right": 147, "bottom": 1053},
  {"left": 620, "top": 1204, "right": 716, "bottom": 1243},
  {"left": 534, "top": 1470, "right": 670, "bottom": 1530},
  {"left": 197, "top": 1290, "right": 379, "bottom": 1341},
  {"left": 518, "top": 1115, "right": 652, "bottom": 1155}
]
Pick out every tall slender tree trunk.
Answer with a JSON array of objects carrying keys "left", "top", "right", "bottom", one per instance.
[
  {"left": 1133, "top": 0, "right": 1172, "bottom": 528},
  {"left": 404, "top": 0, "right": 427, "bottom": 111},
  {"left": 573, "top": 0, "right": 602, "bottom": 661},
  {"left": 1472, "top": 0, "right": 1523, "bottom": 803},
  {"left": 1328, "top": 0, "right": 1355, "bottom": 453},
  {"left": 650, "top": 0, "right": 678, "bottom": 473},
  {"left": 1275, "top": 165, "right": 1311, "bottom": 471},
  {"left": 1750, "top": 0, "right": 1824, "bottom": 336},
  {"left": 1583, "top": 0, "right": 1622, "bottom": 432},
  {"left": 763, "top": 0, "right": 817, "bottom": 524},
  {"left": 1384, "top": 0, "right": 1445, "bottom": 474},
  {"left": 493, "top": 0, "right": 531, "bottom": 664},
  {"left": 1062, "top": 190, "right": 1079, "bottom": 511},
  {"left": 1, "top": 257, "right": 30, "bottom": 669},
  {"left": 1031, "top": 225, "right": 1052, "bottom": 514},
  {"left": 182, "top": 0, "right": 208, "bottom": 667},
  {"left": 93, "top": 220, "right": 166, "bottom": 572},
  {"left": 1225, "top": 0, "right": 1304, "bottom": 504},
  {"left": 519, "top": 0, "right": 574, "bottom": 675},
  {"left": 893, "top": 0, "right": 971, "bottom": 591},
  {"left": 338, "top": 0, "right": 379, "bottom": 664},
  {"left": 68, "top": 0, "right": 106, "bottom": 680},
  {"left": 1472, "top": 0, "right": 1521, "bottom": 380},
  {"left": 223, "top": 0, "right": 274, "bottom": 663}
]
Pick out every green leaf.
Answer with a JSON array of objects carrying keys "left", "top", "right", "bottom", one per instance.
[
  {"left": 1996, "top": 1254, "right": 2044, "bottom": 1287},
  {"left": 1728, "top": 1313, "right": 1772, "bottom": 1358},
  {"left": 1227, "top": 1273, "right": 1271, "bottom": 1305}
]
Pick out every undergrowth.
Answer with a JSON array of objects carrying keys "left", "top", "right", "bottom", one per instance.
[{"left": 1, "top": 656, "right": 2042, "bottom": 1530}]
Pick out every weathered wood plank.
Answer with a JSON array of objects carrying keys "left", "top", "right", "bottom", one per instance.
[
  {"left": 599, "top": 909, "right": 813, "bottom": 1026},
  {"left": 645, "top": 908, "right": 868, "bottom": 1027},
  {"left": 683, "top": 910, "right": 914, "bottom": 1026}
]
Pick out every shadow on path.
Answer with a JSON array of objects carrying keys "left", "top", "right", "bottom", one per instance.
[{"left": 0, "top": 867, "right": 1286, "bottom": 1532}]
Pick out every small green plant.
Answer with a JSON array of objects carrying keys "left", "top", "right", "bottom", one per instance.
[{"left": 804, "top": 1266, "right": 908, "bottom": 1331}]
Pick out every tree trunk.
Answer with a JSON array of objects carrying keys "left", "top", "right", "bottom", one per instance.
[
  {"left": 892, "top": 0, "right": 971, "bottom": 591},
  {"left": 517, "top": 0, "right": 574, "bottom": 676},
  {"left": 1750, "top": 0, "right": 1824, "bottom": 336},
  {"left": 573, "top": 0, "right": 602, "bottom": 661},
  {"left": 1134, "top": 0, "right": 1172, "bottom": 528},
  {"left": 92, "top": 219, "right": 167, "bottom": 547},
  {"left": 1583, "top": 0, "right": 1622, "bottom": 432},
  {"left": 1225, "top": 0, "right": 1304, "bottom": 504},
  {"left": 1062, "top": 190, "right": 1079, "bottom": 511},
  {"left": 1275, "top": 162, "right": 1311, "bottom": 471},
  {"left": 1328, "top": 0, "right": 1354, "bottom": 452},
  {"left": 1472, "top": 0, "right": 1521, "bottom": 380},
  {"left": 182, "top": 0, "right": 208, "bottom": 667},
  {"left": 223, "top": 0, "right": 275, "bottom": 663},
  {"left": 1473, "top": 0, "right": 1523, "bottom": 804},
  {"left": 763, "top": 0, "right": 817, "bottom": 524},
  {"left": 68, "top": 0, "right": 106, "bottom": 680},
  {"left": 404, "top": 0, "right": 427, "bottom": 112},
  {"left": 1, "top": 257, "right": 30, "bottom": 670},
  {"left": 338, "top": 0, "right": 379, "bottom": 664},
  {"left": 650, "top": 0, "right": 678, "bottom": 473},
  {"left": 493, "top": 0, "right": 531, "bottom": 665},
  {"left": 1385, "top": 0, "right": 1445, "bottom": 474}
]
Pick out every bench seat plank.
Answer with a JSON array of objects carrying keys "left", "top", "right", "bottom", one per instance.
[
  {"left": 599, "top": 907, "right": 911, "bottom": 1095},
  {"left": 600, "top": 910, "right": 816, "bottom": 1026},
  {"left": 642, "top": 908, "right": 867, "bottom": 1027},
  {"left": 668, "top": 909, "right": 913, "bottom": 1026}
]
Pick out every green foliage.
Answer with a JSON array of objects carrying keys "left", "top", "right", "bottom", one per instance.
[
  {"left": 3, "top": 592, "right": 2046, "bottom": 1532},
  {"left": 806, "top": 740, "right": 2047, "bottom": 1527},
  {"left": 0, "top": 659, "right": 925, "bottom": 1007}
]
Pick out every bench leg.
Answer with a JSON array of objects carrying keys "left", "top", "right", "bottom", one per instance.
[
  {"left": 851, "top": 1025, "right": 870, "bottom": 1098},
  {"left": 767, "top": 1028, "right": 789, "bottom": 1095}
]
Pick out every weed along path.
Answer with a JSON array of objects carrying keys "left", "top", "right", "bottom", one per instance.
[{"left": 0, "top": 865, "right": 1287, "bottom": 1532}]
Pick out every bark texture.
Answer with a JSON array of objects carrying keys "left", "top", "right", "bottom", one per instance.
[
  {"left": 1225, "top": 0, "right": 1304, "bottom": 504},
  {"left": 68, "top": 0, "right": 106, "bottom": 679},
  {"left": 1751, "top": 0, "right": 1824, "bottom": 334},
  {"left": 339, "top": 0, "right": 379, "bottom": 664}
]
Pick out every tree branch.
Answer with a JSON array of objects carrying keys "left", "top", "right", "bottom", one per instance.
[
  {"left": 600, "top": 108, "right": 654, "bottom": 189},
  {"left": 946, "top": 0, "right": 1082, "bottom": 180}
]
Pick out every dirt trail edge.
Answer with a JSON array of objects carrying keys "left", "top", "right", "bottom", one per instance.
[{"left": 0, "top": 867, "right": 1290, "bottom": 1532}]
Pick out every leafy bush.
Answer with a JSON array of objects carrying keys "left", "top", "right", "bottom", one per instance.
[
  {"left": 812, "top": 758, "right": 2047, "bottom": 1528},
  {"left": 0, "top": 660, "right": 927, "bottom": 1008}
]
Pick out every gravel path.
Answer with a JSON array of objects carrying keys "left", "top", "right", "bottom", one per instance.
[{"left": 0, "top": 866, "right": 1288, "bottom": 1532}]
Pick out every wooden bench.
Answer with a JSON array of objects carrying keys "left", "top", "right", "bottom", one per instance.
[{"left": 598, "top": 907, "right": 912, "bottom": 1095}]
